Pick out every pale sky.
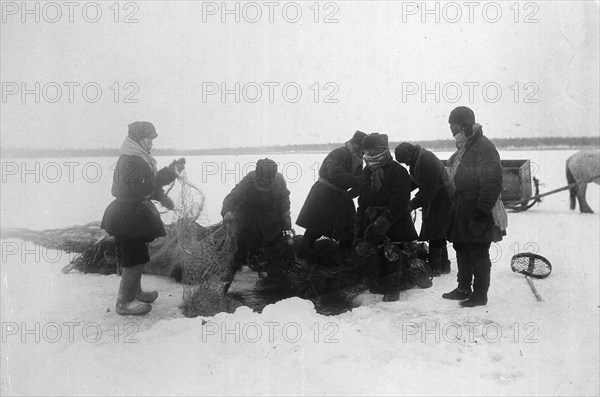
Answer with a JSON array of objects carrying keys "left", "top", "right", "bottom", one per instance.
[{"left": 1, "top": 1, "right": 599, "bottom": 150}]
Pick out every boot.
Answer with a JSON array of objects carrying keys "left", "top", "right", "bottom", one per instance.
[
  {"left": 462, "top": 245, "right": 491, "bottom": 307},
  {"left": 136, "top": 285, "right": 158, "bottom": 303},
  {"left": 383, "top": 291, "right": 400, "bottom": 302},
  {"left": 442, "top": 287, "right": 471, "bottom": 300},
  {"left": 382, "top": 257, "right": 403, "bottom": 301},
  {"left": 428, "top": 248, "right": 442, "bottom": 277},
  {"left": 454, "top": 247, "right": 473, "bottom": 294},
  {"left": 135, "top": 264, "right": 158, "bottom": 303},
  {"left": 441, "top": 244, "right": 451, "bottom": 274},
  {"left": 459, "top": 292, "right": 487, "bottom": 307},
  {"left": 116, "top": 264, "right": 152, "bottom": 316}
]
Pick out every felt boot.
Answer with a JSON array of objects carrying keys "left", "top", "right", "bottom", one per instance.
[
  {"left": 135, "top": 264, "right": 158, "bottom": 303},
  {"left": 428, "top": 248, "right": 442, "bottom": 277},
  {"left": 116, "top": 264, "right": 151, "bottom": 316},
  {"left": 441, "top": 244, "right": 451, "bottom": 274}
]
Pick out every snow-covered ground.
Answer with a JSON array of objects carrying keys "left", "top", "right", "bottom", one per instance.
[{"left": 1, "top": 149, "right": 599, "bottom": 396}]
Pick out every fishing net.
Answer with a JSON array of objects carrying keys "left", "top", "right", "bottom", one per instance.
[
  {"left": 67, "top": 235, "right": 118, "bottom": 274},
  {"left": 249, "top": 236, "right": 375, "bottom": 300},
  {"left": 179, "top": 222, "right": 243, "bottom": 317},
  {"left": 0, "top": 222, "right": 107, "bottom": 254},
  {"left": 166, "top": 171, "right": 243, "bottom": 317},
  {"left": 510, "top": 253, "right": 552, "bottom": 279},
  {"left": 403, "top": 242, "right": 433, "bottom": 289},
  {"left": 248, "top": 237, "right": 432, "bottom": 302}
]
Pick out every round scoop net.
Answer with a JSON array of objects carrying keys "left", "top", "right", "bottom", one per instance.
[{"left": 510, "top": 253, "right": 552, "bottom": 279}]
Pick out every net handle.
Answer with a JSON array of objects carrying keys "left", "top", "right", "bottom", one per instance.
[{"left": 525, "top": 276, "right": 544, "bottom": 302}]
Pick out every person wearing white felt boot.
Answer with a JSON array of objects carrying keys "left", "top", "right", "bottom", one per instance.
[{"left": 101, "top": 121, "right": 185, "bottom": 315}]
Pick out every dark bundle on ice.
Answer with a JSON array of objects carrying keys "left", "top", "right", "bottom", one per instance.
[
  {"left": 60, "top": 221, "right": 205, "bottom": 279},
  {"left": 249, "top": 236, "right": 433, "bottom": 304}
]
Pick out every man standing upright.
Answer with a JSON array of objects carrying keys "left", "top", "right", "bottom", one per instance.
[{"left": 442, "top": 106, "right": 505, "bottom": 307}]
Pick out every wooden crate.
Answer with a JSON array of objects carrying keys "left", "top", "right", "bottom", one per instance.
[
  {"left": 500, "top": 159, "right": 532, "bottom": 202},
  {"left": 441, "top": 159, "right": 532, "bottom": 202}
]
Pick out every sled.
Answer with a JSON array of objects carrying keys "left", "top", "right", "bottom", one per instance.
[
  {"left": 442, "top": 159, "right": 540, "bottom": 211},
  {"left": 504, "top": 173, "right": 600, "bottom": 212},
  {"left": 442, "top": 159, "right": 600, "bottom": 212}
]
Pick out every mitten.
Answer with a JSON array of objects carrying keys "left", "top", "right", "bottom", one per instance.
[
  {"left": 159, "top": 195, "right": 175, "bottom": 210},
  {"left": 170, "top": 158, "right": 186, "bottom": 173},
  {"left": 156, "top": 166, "right": 178, "bottom": 186}
]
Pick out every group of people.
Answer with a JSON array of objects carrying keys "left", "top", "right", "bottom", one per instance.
[{"left": 101, "top": 106, "right": 506, "bottom": 316}]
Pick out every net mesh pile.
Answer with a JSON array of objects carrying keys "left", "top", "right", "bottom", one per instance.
[
  {"left": 249, "top": 238, "right": 432, "bottom": 302},
  {"left": 250, "top": 236, "right": 375, "bottom": 300},
  {"left": 67, "top": 236, "right": 118, "bottom": 274},
  {"left": 169, "top": 172, "right": 244, "bottom": 317},
  {"left": 180, "top": 222, "right": 243, "bottom": 317}
]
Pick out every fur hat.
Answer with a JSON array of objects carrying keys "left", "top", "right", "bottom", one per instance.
[
  {"left": 448, "top": 106, "right": 475, "bottom": 126},
  {"left": 255, "top": 158, "right": 278, "bottom": 186},
  {"left": 128, "top": 121, "right": 157, "bottom": 140},
  {"left": 362, "top": 133, "right": 389, "bottom": 150},
  {"left": 349, "top": 130, "right": 368, "bottom": 148},
  {"left": 394, "top": 142, "right": 416, "bottom": 164}
]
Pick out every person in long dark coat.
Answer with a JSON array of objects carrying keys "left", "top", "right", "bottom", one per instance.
[
  {"left": 442, "top": 106, "right": 505, "bottom": 307},
  {"left": 221, "top": 158, "right": 291, "bottom": 269},
  {"left": 355, "top": 133, "right": 418, "bottom": 302},
  {"left": 296, "top": 130, "right": 367, "bottom": 254},
  {"left": 394, "top": 142, "right": 454, "bottom": 276},
  {"left": 101, "top": 121, "right": 184, "bottom": 315}
]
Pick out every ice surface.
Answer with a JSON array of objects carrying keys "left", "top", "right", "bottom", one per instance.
[{"left": 1, "top": 149, "right": 598, "bottom": 395}]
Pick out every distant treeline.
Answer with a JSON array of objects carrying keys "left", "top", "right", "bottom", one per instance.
[{"left": 2, "top": 136, "right": 599, "bottom": 158}]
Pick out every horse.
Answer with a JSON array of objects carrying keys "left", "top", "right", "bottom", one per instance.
[{"left": 566, "top": 149, "right": 600, "bottom": 213}]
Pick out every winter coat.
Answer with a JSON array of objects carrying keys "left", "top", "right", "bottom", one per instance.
[
  {"left": 446, "top": 130, "right": 504, "bottom": 243},
  {"left": 296, "top": 144, "right": 363, "bottom": 241},
  {"left": 356, "top": 160, "right": 418, "bottom": 242},
  {"left": 101, "top": 155, "right": 175, "bottom": 241},
  {"left": 407, "top": 146, "right": 454, "bottom": 241},
  {"left": 221, "top": 171, "right": 291, "bottom": 244}
]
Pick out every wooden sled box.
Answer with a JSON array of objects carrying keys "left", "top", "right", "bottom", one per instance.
[{"left": 441, "top": 159, "right": 532, "bottom": 203}]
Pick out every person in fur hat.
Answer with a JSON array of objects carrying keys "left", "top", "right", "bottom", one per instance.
[
  {"left": 442, "top": 106, "right": 505, "bottom": 307},
  {"left": 101, "top": 121, "right": 185, "bottom": 315},
  {"left": 222, "top": 158, "right": 292, "bottom": 271},
  {"left": 296, "top": 130, "right": 367, "bottom": 256},
  {"left": 394, "top": 142, "right": 454, "bottom": 276},
  {"left": 354, "top": 133, "right": 418, "bottom": 302}
]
